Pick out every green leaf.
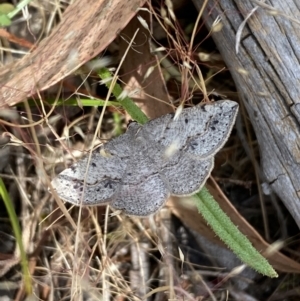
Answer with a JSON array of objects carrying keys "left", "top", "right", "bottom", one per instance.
[
  {"left": 0, "top": 178, "right": 32, "bottom": 293},
  {"left": 7, "top": 0, "right": 32, "bottom": 19},
  {"left": 0, "top": 14, "right": 11, "bottom": 26},
  {"left": 0, "top": 3, "right": 14, "bottom": 27},
  {"left": 0, "top": 3, "right": 14, "bottom": 14},
  {"left": 98, "top": 68, "right": 149, "bottom": 124},
  {"left": 195, "top": 187, "right": 278, "bottom": 278},
  {"left": 24, "top": 98, "right": 121, "bottom": 107}
]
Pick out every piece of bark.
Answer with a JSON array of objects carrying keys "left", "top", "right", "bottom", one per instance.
[
  {"left": 0, "top": 0, "right": 146, "bottom": 108},
  {"left": 119, "top": 12, "right": 172, "bottom": 118},
  {"left": 192, "top": 0, "right": 300, "bottom": 228}
]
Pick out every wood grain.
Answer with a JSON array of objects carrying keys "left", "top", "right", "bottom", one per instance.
[
  {"left": 192, "top": 0, "right": 300, "bottom": 228},
  {"left": 0, "top": 0, "right": 146, "bottom": 108}
]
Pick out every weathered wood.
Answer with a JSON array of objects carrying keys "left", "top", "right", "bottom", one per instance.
[{"left": 192, "top": 0, "right": 300, "bottom": 227}]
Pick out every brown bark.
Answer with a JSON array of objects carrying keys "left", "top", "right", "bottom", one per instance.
[
  {"left": 0, "top": 0, "right": 146, "bottom": 108},
  {"left": 192, "top": 0, "right": 300, "bottom": 228}
]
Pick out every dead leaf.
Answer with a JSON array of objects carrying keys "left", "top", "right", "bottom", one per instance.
[
  {"left": 0, "top": 0, "right": 146, "bottom": 108},
  {"left": 119, "top": 12, "right": 172, "bottom": 118}
]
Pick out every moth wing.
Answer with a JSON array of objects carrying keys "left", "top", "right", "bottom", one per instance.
[
  {"left": 110, "top": 143, "right": 169, "bottom": 216},
  {"left": 51, "top": 122, "right": 141, "bottom": 206},
  {"left": 51, "top": 148, "right": 127, "bottom": 205},
  {"left": 104, "top": 121, "right": 141, "bottom": 158},
  {"left": 137, "top": 100, "right": 238, "bottom": 159},
  {"left": 161, "top": 152, "right": 214, "bottom": 196},
  {"left": 184, "top": 100, "right": 238, "bottom": 158},
  {"left": 110, "top": 173, "right": 170, "bottom": 216}
]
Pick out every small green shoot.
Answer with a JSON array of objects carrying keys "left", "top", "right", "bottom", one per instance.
[
  {"left": 98, "top": 68, "right": 148, "bottom": 124},
  {"left": 0, "top": 3, "right": 14, "bottom": 26},
  {"left": 0, "top": 0, "right": 32, "bottom": 27},
  {"left": 0, "top": 178, "right": 32, "bottom": 293}
]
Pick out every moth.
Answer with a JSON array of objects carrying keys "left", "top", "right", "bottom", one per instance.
[{"left": 51, "top": 100, "right": 239, "bottom": 216}]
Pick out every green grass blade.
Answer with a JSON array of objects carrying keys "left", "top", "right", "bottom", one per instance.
[
  {"left": 98, "top": 68, "right": 149, "bottom": 124},
  {"left": 7, "top": 0, "right": 32, "bottom": 18},
  {"left": 195, "top": 187, "right": 278, "bottom": 278},
  {"left": 0, "top": 178, "right": 32, "bottom": 293},
  {"left": 25, "top": 98, "right": 121, "bottom": 107}
]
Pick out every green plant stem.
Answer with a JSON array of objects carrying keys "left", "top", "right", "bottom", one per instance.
[
  {"left": 25, "top": 98, "right": 121, "bottom": 107},
  {"left": 97, "top": 67, "right": 277, "bottom": 278},
  {"left": 7, "top": 0, "right": 32, "bottom": 18},
  {"left": 98, "top": 68, "right": 149, "bottom": 124},
  {"left": 195, "top": 187, "right": 278, "bottom": 277},
  {"left": 0, "top": 178, "right": 32, "bottom": 293}
]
